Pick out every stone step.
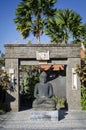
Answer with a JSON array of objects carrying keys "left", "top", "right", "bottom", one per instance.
[{"left": 1, "top": 110, "right": 86, "bottom": 130}]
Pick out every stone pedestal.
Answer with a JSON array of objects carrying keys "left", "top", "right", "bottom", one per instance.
[{"left": 30, "top": 110, "right": 59, "bottom": 121}]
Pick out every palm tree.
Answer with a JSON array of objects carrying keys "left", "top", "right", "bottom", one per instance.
[
  {"left": 45, "top": 9, "right": 86, "bottom": 44},
  {"left": 14, "top": 0, "right": 57, "bottom": 44}
]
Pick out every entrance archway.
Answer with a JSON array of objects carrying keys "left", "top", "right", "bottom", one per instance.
[{"left": 5, "top": 44, "right": 81, "bottom": 111}]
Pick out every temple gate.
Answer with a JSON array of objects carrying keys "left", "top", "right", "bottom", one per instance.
[{"left": 5, "top": 44, "right": 81, "bottom": 111}]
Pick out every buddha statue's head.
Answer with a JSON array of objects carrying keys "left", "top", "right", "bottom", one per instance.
[{"left": 39, "top": 71, "right": 47, "bottom": 83}]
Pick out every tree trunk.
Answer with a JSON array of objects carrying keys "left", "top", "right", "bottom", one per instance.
[{"left": 37, "top": 35, "right": 40, "bottom": 44}]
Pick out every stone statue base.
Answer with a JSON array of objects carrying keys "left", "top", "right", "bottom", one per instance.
[
  {"left": 33, "top": 107, "right": 56, "bottom": 111},
  {"left": 30, "top": 110, "right": 59, "bottom": 121},
  {"left": 33, "top": 98, "right": 56, "bottom": 111}
]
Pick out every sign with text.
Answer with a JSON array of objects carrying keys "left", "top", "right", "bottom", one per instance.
[{"left": 36, "top": 51, "right": 49, "bottom": 60}]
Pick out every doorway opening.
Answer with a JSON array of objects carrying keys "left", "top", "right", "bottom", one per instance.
[{"left": 19, "top": 64, "right": 66, "bottom": 111}]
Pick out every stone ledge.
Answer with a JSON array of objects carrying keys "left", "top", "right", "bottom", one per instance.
[
  {"left": 4, "top": 43, "right": 80, "bottom": 47},
  {"left": 30, "top": 110, "right": 59, "bottom": 121}
]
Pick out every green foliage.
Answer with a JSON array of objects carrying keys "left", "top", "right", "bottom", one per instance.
[
  {"left": 81, "top": 85, "right": 86, "bottom": 110},
  {"left": 0, "top": 59, "right": 5, "bottom": 67},
  {"left": 14, "top": 0, "right": 57, "bottom": 43},
  {"left": 45, "top": 9, "right": 86, "bottom": 44},
  {"left": 0, "top": 69, "right": 9, "bottom": 112},
  {"left": 81, "top": 24, "right": 86, "bottom": 47},
  {"left": 76, "top": 53, "right": 86, "bottom": 110},
  {"left": 0, "top": 51, "right": 5, "bottom": 67},
  {"left": 27, "top": 41, "right": 32, "bottom": 45},
  {"left": 76, "top": 58, "right": 86, "bottom": 85},
  {"left": 20, "top": 65, "right": 40, "bottom": 99},
  {"left": 52, "top": 96, "right": 65, "bottom": 109},
  {"left": 0, "top": 69, "right": 9, "bottom": 90},
  {"left": 20, "top": 73, "right": 30, "bottom": 95}
]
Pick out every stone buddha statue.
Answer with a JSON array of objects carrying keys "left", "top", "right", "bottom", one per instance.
[{"left": 33, "top": 71, "right": 56, "bottom": 110}]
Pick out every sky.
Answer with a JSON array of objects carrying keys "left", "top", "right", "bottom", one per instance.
[{"left": 0, "top": 0, "right": 86, "bottom": 52}]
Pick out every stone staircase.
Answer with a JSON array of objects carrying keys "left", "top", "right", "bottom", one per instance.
[{"left": 0, "top": 110, "right": 86, "bottom": 130}]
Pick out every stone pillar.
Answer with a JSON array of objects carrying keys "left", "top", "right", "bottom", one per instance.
[
  {"left": 5, "top": 58, "right": 19, "bottom": 112},
  {"left": 66, "top": 58, "right": 81, "bottom": 110}
]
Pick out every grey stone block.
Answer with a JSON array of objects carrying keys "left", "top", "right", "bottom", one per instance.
[{"left": 30, "top": 110, "right": 59, "bottom": 121}]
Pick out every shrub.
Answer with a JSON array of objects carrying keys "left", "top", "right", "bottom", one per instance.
[
  {"left": 52, "top": 96, "right": 66, "bottom": 109},
  {"left": 76, "top": 52, "right": 86, "bottom": 110},
  {"left": 20, "top": 65, "right": 40, "bottom": 100},
  {"left": 0, "top": 69, "right": 9, "bottom": 90},
  {"left": 0, "top": 69, "right": 9, "bottom": 113},
  {"left": 81, "top": 85, "right": 86, "bottom": 110}
]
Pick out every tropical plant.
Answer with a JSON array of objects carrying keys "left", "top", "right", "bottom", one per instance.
[
  {"left": 76, "top": 58, "right": 86, "bottom": 86},
  {"left": 52, "top": 95, "right": 65, "bottom": 109},
  {"left": 76, "top": 52, "right": 86, "bottom": 110},
  {"left": 20, "top": 65, "right": 40, "bottom": 100},
  {"left": 14, "top": 0, "right": 57, "bottom": 43},
  {"left": 0, "top": 69, "right": 9, "bottom": 112},
  {"left": 81, "top": 85, "right": 86, "bottom": 110},
  {"left": 0, "top": 69, "right": 9, "bottom": 90},
  {"left": 82, "top": 24, "right": 86, "bottom": 47},
  {"left": 45, "top": 9, "right": 86, "bottom": 44}
]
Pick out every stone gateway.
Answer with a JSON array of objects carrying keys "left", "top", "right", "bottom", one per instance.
[{"left": 5, "top": 44, "right": 81, "bottom": 111}]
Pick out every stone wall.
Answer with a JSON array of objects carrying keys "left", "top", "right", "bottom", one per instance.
[
  {"left": 5, "top": 44, "right": 81, "bottom": 111},
  {"left": 5, "top": 44, "right": 80, "bottom": 59}
]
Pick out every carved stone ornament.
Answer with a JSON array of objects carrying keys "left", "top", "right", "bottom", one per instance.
[{"left": 36, "top": 51, "right": 49, "bottom": 60}]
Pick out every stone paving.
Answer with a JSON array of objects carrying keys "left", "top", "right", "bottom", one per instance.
[{"left": 0, "top": 109, "right": 86, "bottom": 130}]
